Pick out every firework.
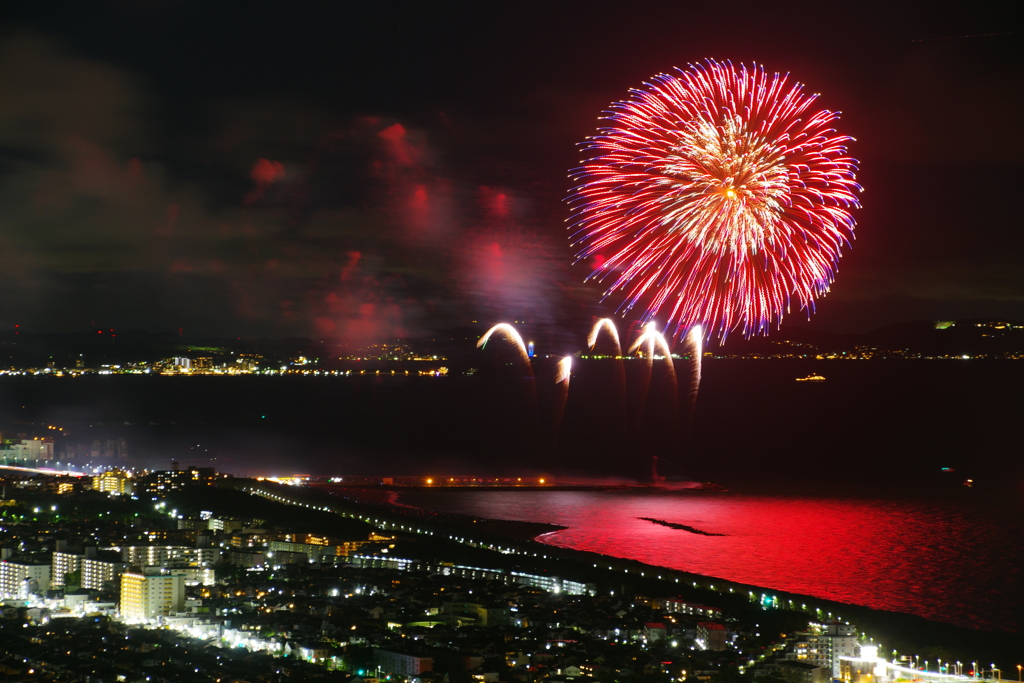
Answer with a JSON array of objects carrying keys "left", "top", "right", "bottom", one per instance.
[
  {"left": 587, "top": 318, "right": 623, "bottom": 357},
  {"left": 556, "top": 356, "right": 573, "bottom": 385},
  {"left": 629, "top": 322, "right": 674, "bottom": 361},
  {"left": 477, "top": 323, "right": 531, "bottom": 364},
  {"left": 568, "top": 59, "right": 861, "bottom": 339},
  {"left": 686, "top": 324, "right": 703, "bottom": 384}
]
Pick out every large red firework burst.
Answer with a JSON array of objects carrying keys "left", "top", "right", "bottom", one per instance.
[{"left": 567, "top": 59, "right": 861, "bottom": 339}]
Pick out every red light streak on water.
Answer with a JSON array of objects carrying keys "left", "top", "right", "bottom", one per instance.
[{"left": 397, "top": 488, "right": 1024, "bottom": 633}]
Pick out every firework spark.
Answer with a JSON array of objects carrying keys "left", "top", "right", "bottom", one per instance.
[{"left": 568, "top": 59, "right": 861, "bottom": 339}]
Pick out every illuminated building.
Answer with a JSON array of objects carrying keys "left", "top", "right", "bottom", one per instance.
[
  {"left": 4, "top": 438, "right": 54, "bottom": 461},
  {"left": 268, "top": 538, "right": 369, "bottom": 563},
  {"left": 136, "top": 467, "right": 223, "bottom": 496},
  {"left": 696, "top": 622, "right": 727, "bottom": 651},
  {"left": 120, "top": 545, "right": 219, "bottom": 568},
  {"left": 787, "top": 623, "right": 858, "bottom": 678},
  {"left": 0, "top": 557, "right": 51, "bottom": 598},
  {"left": 373, "top": 649, "right": 433, "bottom": 678},
  {"left": 119, "top": 568, "right": 185, "bottom": 622},
  {"left": 439, "top": 601, "right": 513, "bottom": 627},
  {"left": 81, "top": 555, "right": 129, "bottom": 590},
  {"left": 92, "top": 469, "right": 132, "bottom": 495},
  {"left": 52, "top": 550, "right": 88, "bottom": 587},
  {"left": 663, "top": 599, "right": 723, "bottom": 620}
]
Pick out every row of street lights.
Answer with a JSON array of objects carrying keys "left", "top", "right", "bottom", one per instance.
[{"left": 905, "top": 656, "right": 1018, "bottom": 681}]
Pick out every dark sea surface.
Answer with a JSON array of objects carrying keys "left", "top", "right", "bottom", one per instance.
[
  {"left": 395, "top": 485, "right": 1024, "bottom": 634},
  {"left": 3, "top": 359, "right": 1023, "bottom": 483}
]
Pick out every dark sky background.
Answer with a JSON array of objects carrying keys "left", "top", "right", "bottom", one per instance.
[{"left": 1, "top": 1, "right": 1021, "bottom": 347}]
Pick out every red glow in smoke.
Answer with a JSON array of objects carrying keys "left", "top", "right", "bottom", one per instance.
[
  {"left": 377, "top": 123, "right": 416, "bottom": 165},
  {"left": 340, "top": 251, "right": 361, "bottom": 282},
  {"left": 479, "top": 186, "right": 511, "bottom": 219},
  {"left": 251, "top": 158, "right": 285, "bottom": 185},
  {"left": 314, "top": 317, "right": 336, "bottom": 335},
  {"left": 412, "top": 184, "right": 428, "bottom": 206},
  {"left": 245, "top": 158, "right": 286, "bottom": 204}
]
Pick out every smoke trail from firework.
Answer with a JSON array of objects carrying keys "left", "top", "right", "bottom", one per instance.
[
  {"left": 588, "top": 318, "right": 623, "bottom": 357},
  {"left": 568, "top": 59, "right": 861, "bottom": 340}
]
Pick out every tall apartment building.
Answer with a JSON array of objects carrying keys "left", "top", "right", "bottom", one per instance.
[
  {"left": 0, "top": 557, "right": 51, "bottom": 598},
  {"left": 82, "top": 555, "right": 129, "bottom": 591},
  {"left": 92, "top": 469, "right": 133, "bottom": 495},
  {"left": 120, "top": 568, "right": 185, "bottom": 622},
  {"left": 787, "top": 622, "right": 858, "bottom": 678},
  {"left": 52, "top": 549, "right": 88, "bottom": 587}
]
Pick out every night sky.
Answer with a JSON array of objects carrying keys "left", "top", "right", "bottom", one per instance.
[{"left": 1, "top": 1, "right": 1020, "bottom": 346}]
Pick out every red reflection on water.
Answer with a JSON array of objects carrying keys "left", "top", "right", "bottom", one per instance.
[{"left": 398, "top": 489, "right": 1022, "bottom": 632}]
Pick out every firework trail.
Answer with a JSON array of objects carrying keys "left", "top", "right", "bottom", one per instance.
[
  {"left": 556, "top": 356, "right": 573, "bottom": 385},
  {"left": 477, "top": 323, "right": 532, "bottom": 367},
  {"left": 568, "top": 59, "right": 861, "bottom": 340},
  {"left": 682, "top": 324, "right": 703, "bottom": 442},
  {"left": 686, "top": 324, "right": 703, "bottom": 385},
  {"left": 551, "top": 355, "right": 574, "bottom": 449},
  {"left": 588, "top": 318, "right": 623, "bottom": 357},
  {"left": 628, "top": 322, "right": 676, "bottom": 368}
]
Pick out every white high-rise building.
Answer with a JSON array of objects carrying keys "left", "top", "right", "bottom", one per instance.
[
  {"left": 0, "top": 558, "right": 51, "bottom": 598},
  {"left": 52, "top": 551, "right": 84, "bottom": 587},
  {"left": 789, "top": 622, "right": 858, "bottom": 678},
  {"left": 81, "top": 557, "right": 128, "bottom": 590}
]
